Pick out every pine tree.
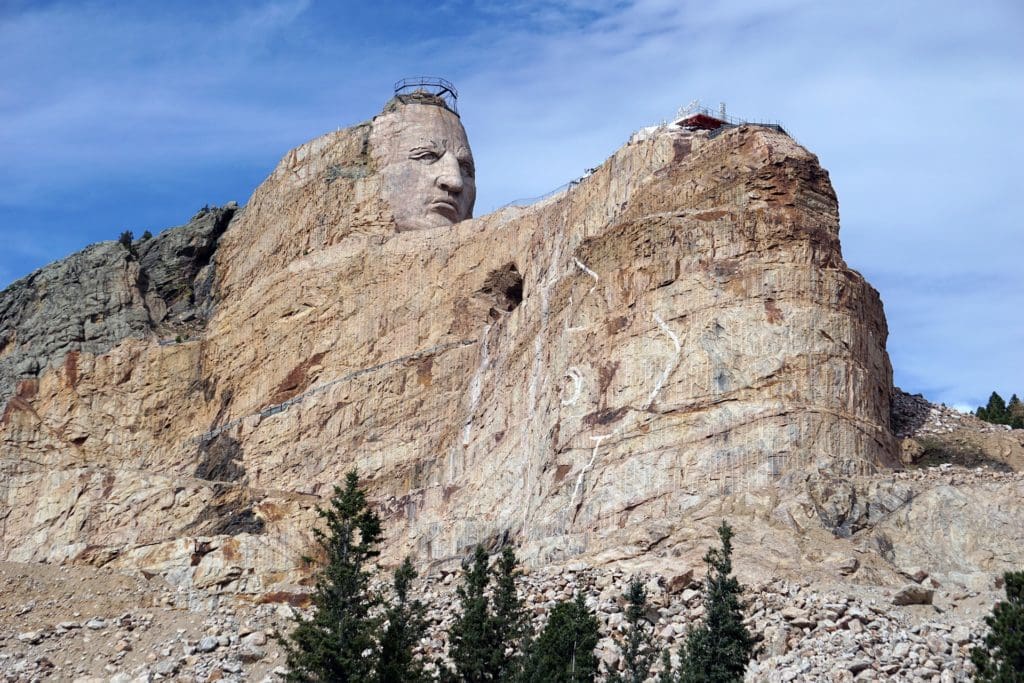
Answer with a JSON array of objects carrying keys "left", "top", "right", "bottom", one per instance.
[
  {"left": 674, "top": 521, "right": 756, "bottom": 683},
  {"left": 608, "top": 577, "right": 658, "bottom": 683},
  {"left": 449, "top": 546, "right": 494, "bottom": 680},
  {"left": 447, "top": 545, "right": 531, "bottom": 681},
  {"left": 971, "top": 570, "right": 1024, "bottom": 681},
  {"left": 280, "top": 470, "right": 383, "bottom": 682},
  {"left": 656, "top": 650, "right": 675, "bottom": 683},
  {"left": 377, "top": 557, "right": 428, "bottom": 683},
  {"left": 1008, "top": 395, "right": 1024, "bottom": 429},
  {"left": 520, "top": 592, "right": 600, "bottom": 682},
  {"left": 490, "top": 546, "right": 531, "bottom": 680},
  {"left": 978, "top": 392, "right": 1010, "bottom": 425}
]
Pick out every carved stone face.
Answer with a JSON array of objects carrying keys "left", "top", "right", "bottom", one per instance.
[{"left": 375, "top": 104, "right": 476, "bottom": 232}]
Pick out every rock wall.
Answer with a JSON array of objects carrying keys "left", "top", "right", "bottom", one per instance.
[
  {"left": 0, "top": 116, "right": 903, "bottom": 591},
  {"left": 0, "top": 206, "right": 235, "bottom": 406}
]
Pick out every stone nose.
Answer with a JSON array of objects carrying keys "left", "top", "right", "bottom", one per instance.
[{"left": 436, "top": 153, "right": 464, "bottom": 194}]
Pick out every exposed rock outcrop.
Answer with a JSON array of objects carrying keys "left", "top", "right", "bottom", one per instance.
[{"left": 0, "top": 206, "right": 235, "bottom": 407}]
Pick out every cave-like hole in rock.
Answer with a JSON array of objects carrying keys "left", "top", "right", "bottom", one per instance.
[{"left": 481, "top": 263, "right": 524, "bottom": 320}]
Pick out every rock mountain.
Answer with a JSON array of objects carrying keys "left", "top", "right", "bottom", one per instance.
[{"left": 1, "top": 98, "right": 1020, "bottom": 597}]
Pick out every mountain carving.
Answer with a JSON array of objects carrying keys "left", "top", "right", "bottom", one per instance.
[{"left": 8, "top": 101, "right": 1014, "bottom": 596}]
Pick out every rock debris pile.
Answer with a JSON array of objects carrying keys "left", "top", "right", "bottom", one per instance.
[
  {"left": 409, "top": 565, "right": 987, "bottom": 682},
  {"left": 891, "top": 388, "right": 1005, "bottom": 439},
  {"left": 1, "top": 554, "right": 998, "bottom": 682},
  {"left": 891, "top": 388, "right": 1024, "bottom": 470}
]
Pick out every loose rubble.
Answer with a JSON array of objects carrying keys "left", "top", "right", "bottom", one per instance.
[
  {"left": 0, "top": 555, "right": 997, "bottom": 682},
  {"left": 403, "top": 565, "right": 986, "bottom": 682},
  {"left": 892, "top": 388, "right": 1010, "bottom": 439},
  {"left": 1, "top": 454, "right": 1015, "bottom": 682}
]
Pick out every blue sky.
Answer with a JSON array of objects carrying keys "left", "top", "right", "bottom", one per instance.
[{"left": 1, "top": 0, "right": 1021, "bottom": 410}]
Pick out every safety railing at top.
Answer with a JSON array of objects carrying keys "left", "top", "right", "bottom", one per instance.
[{"left": 393, "top": 76, "right": 459, "bottom": 114}]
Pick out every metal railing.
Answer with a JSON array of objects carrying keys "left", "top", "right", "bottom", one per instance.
[{"left": 393, "top": 76, "right": 459, "bottom": 113}]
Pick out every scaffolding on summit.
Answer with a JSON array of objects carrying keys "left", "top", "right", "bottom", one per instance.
[{"left": 672, "top": 100, "right": 788, "bottom": 138}]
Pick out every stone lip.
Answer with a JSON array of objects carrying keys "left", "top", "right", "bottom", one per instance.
[{"left": 0, "top": 205, "right": 235, "bottom": 409}]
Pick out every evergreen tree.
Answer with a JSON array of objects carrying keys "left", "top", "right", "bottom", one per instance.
[
  {"left": 978, "top": 392, "right": 1010, "bottom": 425},
  {"left": 449, "top": 546, "right": 494, "bottom": 681},
  {"left": 971, "top": 570, "right": 1024, "bottom": 681},
  {"left": 447, "top": 545, "right": 531, "bottom": 681},
  {"left": 377, "top": 557, "right": 428, "bottom": 683},
  {"left": 1008, "top": 395, "right": 1024, "bottom": 429},
  {"left": 280, "top": 471, "right": 383, "bottom": 682},
  {"left": 490, "top": 546, "right": 531, "bottom": 680},
  {"left": 607, "top": 577, "right": 658, "bottom": 683},
  {"left": 520, "top": 592, "right": 600, "bottom": 682},
  {"left": 673, "top": 522, "right": 756, "bottom": 683}
]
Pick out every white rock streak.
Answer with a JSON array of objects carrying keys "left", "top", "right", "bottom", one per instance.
[
  {"left": 567, "top": 258, "right": 600, "bottom": 333},
  {"left": 567, "top": 313, "right": 681, "bottom": 516},
  {"left": 561, "top": 367, "right": 583, "bottom": 406},
  {"left": 573, "top": 257, "right": 599, "bottom": 284},
  {"left": 570, "top": 433, "right": 611, "bottom": 514},
  {"left": 646, "top": 312, "right": 682, "bottom": 410}
]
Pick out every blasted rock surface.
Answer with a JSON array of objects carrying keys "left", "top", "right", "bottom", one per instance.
[{"left": 1, "top": 110, "right": 921, "bottom": 592}]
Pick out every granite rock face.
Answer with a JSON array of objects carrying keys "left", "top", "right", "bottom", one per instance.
[
  {"left": 0, "top": 207, "right": 235, "bottom": 407},
  {"left": 6, "top": 107, "right": 992, "bottom": 595}
]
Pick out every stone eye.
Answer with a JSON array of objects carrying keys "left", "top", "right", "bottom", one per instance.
[{"left": 410, "top": 149, "right": 440, "bottom": 162}]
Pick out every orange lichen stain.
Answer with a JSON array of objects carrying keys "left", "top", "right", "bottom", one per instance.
[
  {"left": 269, "top": 351, "right": 326, "bottom": 405},
  {"left": 693, "top": 209, "right": 730, "bottom": 222},
  {"left": 443, "top": 485, "right": 460, "bottom": 503},
  {"left": 583, "top": 406, "right": 628, "bottom": 428},
  {"left": 254, "top": 502, "right": 287, "bottom": 523},
  {"left": 256, "top": 591, "right": 312, "bottom": 607},
  {"left": 605, "top": 316, "right": 629, "bottom": 335},
  {"left": 101, "top": 472, "right": 116, "bottom": 499},
  {"left": 15, "top": 379, "right": 38, "bottom": 400},
  {"left": 598, "top": 361, "right": 620, "bottom": 399}
]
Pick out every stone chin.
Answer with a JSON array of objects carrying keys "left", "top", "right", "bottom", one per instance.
[{"left": 396, "top": 208, "right": 464, "bottom": 232}]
